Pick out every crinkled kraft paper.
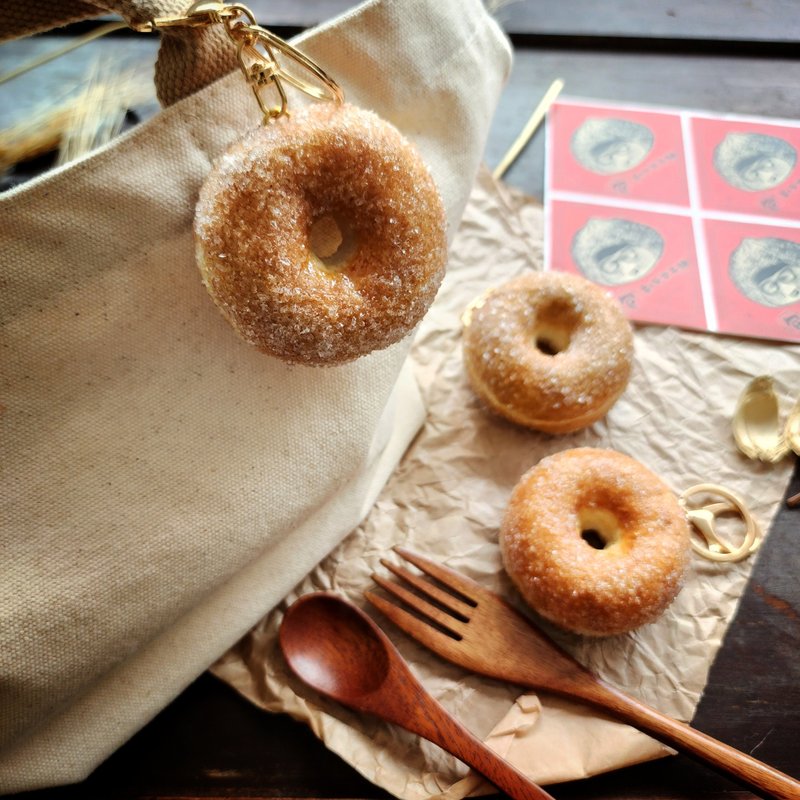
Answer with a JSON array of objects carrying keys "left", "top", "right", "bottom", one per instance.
[{"left": 212, "top": 167, "right": 796, "bottom": 797}]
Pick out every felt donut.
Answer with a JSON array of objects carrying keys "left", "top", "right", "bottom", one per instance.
[
  {"left": 195, "top": 103, "right": 448, "bottom": 365},
  {"left": 463, "top": 271, "right": 634, "bottom": 433},
  {"left": 500, "top": 448, "right": 691, "bottom": 636}
]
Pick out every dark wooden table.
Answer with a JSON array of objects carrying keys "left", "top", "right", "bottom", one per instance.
[{"left": 1, "top": 2, "right": 798, "bottom": 798}]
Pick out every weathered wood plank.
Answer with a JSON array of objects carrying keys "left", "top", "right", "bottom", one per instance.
[
  {"left": 0, "top": 38, "right": 158, "bottom": 132},
  {"left": 35, "top": 0, "right": 800, "bottom": 42},
  {"left": 237, "top": 0, "right": 800, "bottom": 42},
  {"left": 490, "top": 49, "right": 800, "bottom": 198},
  {"left": 494, "top": 0, "right": 800, "bottom": 42}
]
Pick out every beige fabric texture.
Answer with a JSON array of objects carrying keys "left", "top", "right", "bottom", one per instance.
[
  {"left": 0, "top": 1, "right": 104, "bottom": 41},
  {"left": 212, "top": 169, "right": 796, "bottom": 798},
  {"left": 0, "top": 0, "right": 512, "bottom": 792}
]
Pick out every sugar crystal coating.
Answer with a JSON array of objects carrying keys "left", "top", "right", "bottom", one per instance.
[
  {"left": 500, "top": 448, "right": 691, "bottom": 636},
  {"left": 195, "top": 103, "right": 448, "bottom": 365},
  {"left": 463, "top": 271, "right": 634, "bottom": 432}
]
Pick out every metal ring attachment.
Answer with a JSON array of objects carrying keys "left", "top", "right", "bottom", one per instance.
[
  {"left": 679, "top": 483, "right": 761, "bottom": 563},
  {"left": 143, "top": 1, "right": 344, "bottom": 123}
]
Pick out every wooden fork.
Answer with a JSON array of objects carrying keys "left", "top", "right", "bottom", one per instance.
[{"left": 366, "top": 547, "right": 800, "bottom": 800}]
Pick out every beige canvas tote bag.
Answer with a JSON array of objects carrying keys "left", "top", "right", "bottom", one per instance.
[{"left": 0, "top": 0, "right": 512, "bottom": 791}]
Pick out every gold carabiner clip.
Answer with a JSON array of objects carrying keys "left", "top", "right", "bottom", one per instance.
[
  {"left": 142, "top": 1, "right": 344, "bottom": 123},
  {"left": 234, "top": 28, "right": 288, "bottom": 121},
  {"left": 228, "top": 22, "right": 344, "bottom": 122}
]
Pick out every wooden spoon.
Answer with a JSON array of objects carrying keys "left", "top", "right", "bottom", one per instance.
[{"left": 279, "top": 592, "right": 557, "bottom": 800}]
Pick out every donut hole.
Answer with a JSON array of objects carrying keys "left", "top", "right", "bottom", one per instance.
[
  {"left": 309, "top": 213, "right": 357, "bottom": 271},
  {"left": 581, "top": 529, "right": 606, "bottom": 550},
  {"left": 535, "top": 325, "right": 569, "bottom": 356},
  {"left": 578, "top": 508, "right": 622, "bottom": 551},
  {"left": 533, "top": 300, "right": 582, "bottom": 356}
]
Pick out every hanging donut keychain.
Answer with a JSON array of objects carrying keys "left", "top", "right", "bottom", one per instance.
[{"left": 142, "top": 2, "right": 448, "bottom": 365}]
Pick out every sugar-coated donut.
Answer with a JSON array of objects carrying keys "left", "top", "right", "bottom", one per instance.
[
  {"left": 463, "top": 271, "right": 633, "bottom": 433},
  {"left": 500, "top": 448, "right": 691, "bottom": 636},
  {"left": 195, "top": 103, "right": 448, "bottom": 365}
]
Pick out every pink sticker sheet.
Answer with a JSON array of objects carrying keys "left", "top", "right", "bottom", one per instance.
[{"left": 545, "top": 98, "right": 800, "bottom": 343}]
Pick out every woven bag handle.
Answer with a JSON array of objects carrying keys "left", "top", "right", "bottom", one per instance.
[{"left": 0, "top": 0, "right": 237, "bottom": 105}]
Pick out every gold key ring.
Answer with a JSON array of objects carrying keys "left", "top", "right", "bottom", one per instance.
[{"left": 679, "top": 483, "right": 761, "bottom": 563}]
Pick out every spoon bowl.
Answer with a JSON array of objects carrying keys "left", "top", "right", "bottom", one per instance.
[{"left": 280, "top": 593, "right": 390, "bottom": 700}]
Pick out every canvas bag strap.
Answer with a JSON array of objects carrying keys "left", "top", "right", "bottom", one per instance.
[
  {"left": 0, "top": 0, "right": 237, "bottom": 105},
  {"left": 1, "top": 1, "right": 105, "bottom": 39}
]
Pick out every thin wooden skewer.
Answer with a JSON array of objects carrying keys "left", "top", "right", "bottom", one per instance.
[
  {"left": 0, "top": 21, "right": 128, "bottom": 86},
  {"left": 787, "top": 491, "right": 800, "bottom": 508},
  {"left": 492, "top": 77, "right": 564, "bottom": 180}
]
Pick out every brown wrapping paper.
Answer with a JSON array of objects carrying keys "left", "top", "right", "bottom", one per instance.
[{"left": 212, "top": 167, "right": 797, "bottom": 796}]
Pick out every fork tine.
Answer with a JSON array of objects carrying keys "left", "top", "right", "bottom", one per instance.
[
  {"left": 380, "top": 559, "right": 474, "bottom": 619},
  {"left": 372, "top": 572, "right": 465, "bottom": 637},
  {"left": 365, "top": 590, "right": 463, "bottom": 649},
  {"left": 393, "top": 547, "right": 482, "bottom": 605}
]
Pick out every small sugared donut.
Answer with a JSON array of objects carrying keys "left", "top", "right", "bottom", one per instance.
[
  {"left": 500, "top": 448, "right": 691, "bottom": 636},
  {"left": 195, "top": 103, "right": 447, "bottom": 365},
  {"left": 463, "top": 271, "right": 633, "bottom": 433}
]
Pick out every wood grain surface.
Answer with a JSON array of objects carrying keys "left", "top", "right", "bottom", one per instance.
[{"left": 367, "top": 549, "right": 800, "bottom": 800}]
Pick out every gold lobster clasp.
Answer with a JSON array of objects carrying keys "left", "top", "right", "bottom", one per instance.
[
  {"left": 134, "top": 2, "right": 236, "bottom": 31},
  {"left": 229, "top": 22, "right": 344, "bottom": 122}
]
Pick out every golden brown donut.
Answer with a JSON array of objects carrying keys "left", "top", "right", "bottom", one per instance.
[
  {"left": 500, "top": 448, "right": 691, "bottom": 636},
  {"left": 463, "top": 271, "right": 634, "bottom": 432},
  {"left": 195, "top": 103, "right": 447, "bottom": 365}
]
